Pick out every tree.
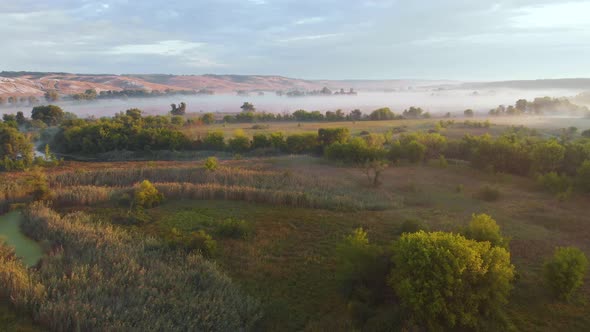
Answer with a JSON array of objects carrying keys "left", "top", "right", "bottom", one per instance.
[
  {"left": 363, "top": 159, "right": 388, "bottom": 187},
  {"left": 404, "top": 140, "right": 426, "bottom": 163},
  {"left": 544, "top": 247, "right": 588, "bottom": 301},
  {"left": 201, "top": 113, "right": 215, "bottom": 124},
  {"left": 390, "top": 231, "right": 515, "bottom": 330},
  {"left": 402, "top": 107, "right": 424, "bottom": 119},
  {"left": 44, "top": 90, "right": 59, "bottom": 102},
  {"left": 369, "top": 108, "right": 395, "bottom": 120},
  {"left": 240, "top": 102, "right": 255, "bottom": 112},
  {"left": 228, "top": 130, "right": 250, "bottom": 152},
  {"left": 134, "top": 180, "right": 164, "bottom": 208},
  {"left": 31, "top": 105, "right": 64, "bottom": 126},
  {"left": 170, "top": 102, "right": 187, "bottom": 115},
  {"left": 576, "top": 160, "right": 590, "bottom": 192},
  {"left": 531, "top": 140, "right": 565, "bottom": 173},
  {"left": 318, "top": 128, "right": 349, "bottom": 147},
  {"left": 349, "top": 109, "right": 362, "bottom": 121},
  {"left": 204, "top": 156, "right": 219, "bottom": 171},
  {"left": 15, "top": 111, "right": 26, "bottom": 126},
  {"left": 464, "top": 109, "right": 474, "bottom": 117},
  {"left": 203, "top": 131, "right": 225, "bottom": 150},
  {"left": 464, "top": 214, "right": 507, "bottom": 248},
  {"left": 0, "top": 122, "right": 34, "bottom": 170}
]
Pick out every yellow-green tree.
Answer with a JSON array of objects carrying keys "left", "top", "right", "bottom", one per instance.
[
  {"left": 390, "top": 231, "right": 515, "bottom": 330},
  {"left": 134, "top": 180, "right": 163, "bottom": 208}
]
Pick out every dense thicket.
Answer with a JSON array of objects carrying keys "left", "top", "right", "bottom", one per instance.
[{"left": 0, "top": 204, "right": 262, "bottom": 331}]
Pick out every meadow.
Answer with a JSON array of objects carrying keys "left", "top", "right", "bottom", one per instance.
[{"left": 1, "top": 114, "right": 590, "bottom": 331}]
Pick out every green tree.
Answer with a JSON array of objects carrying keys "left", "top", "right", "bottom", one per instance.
[
  {"left": 203, "top": 131, "right": 225, "bottom": 150},
  {"left": 31, "top": 105, "right": 65, "bottom": 126},
  {"left": 576, "top": 160, "right": 590, "bottom": 192},
  {"left": 228, "top": 130, "right": 250, "bottom": 152},
  {"left": 390, "top": 231, "right": 515, "bottom": 330},
  {"left": 544, "top": 247, "right": 588, "bottom": 301},
  {"left": 0, "top": 122, "right": 34, "bottom": 170},
  {"left": 134, "top": 180, "right": 164, "bottom": 208},
  {"left": 240, "top": 102, "right": 255, "bottom": 112},
  {"left": 318, "top": 128, "right": 349, "bottom": 147},
  {"left": 44, "top": 90, "right": 59, "bottom": 102},
  {"left": 464, "top": 214, "right": 507, "bottom": 248},
  {"left": 464, "top": 109, "right": 474, "bottom": 117},
  {"left": 531, "top": 140, "right": 566, "bottom": 173},
  {"left": 204, "top": 156, "right": 219, "bottom": 171},
  {"left": 201, "top": 113, "right": 215, "bottom": 124},
  {"left": 404, "top": 140, "right": 426, "bottom": 163}
]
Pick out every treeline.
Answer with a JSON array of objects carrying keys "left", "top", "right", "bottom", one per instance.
[
  {"left": 489, "top": 97, "right": 589, "bottom": 116},
  {"left": 71, "top": 88, "right": 214, "bottom": 101},
  {"left": 275, "top": 87, "right": 357, "bottom": 97},
  {"left": 222, "top": 106, "right": 430, "bottom": 123},
  {"left": 0, "top": 203, "right": 261, "bottom": 331}
]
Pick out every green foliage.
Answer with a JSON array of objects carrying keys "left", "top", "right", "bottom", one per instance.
[
  {"left": 201, "top": 113, "right": 215, "bottom": 124},
  {"left": 0, "top": 122, "right": 34, "bottom": 171},
  {"left": 204, "top": 156, "right": 219, "bottom": 171},
  {"left": 31, "top": 105, "right": 64, "bottom": 126},
  {"left": 536, "top": 172, "right": 572, "bottom": 194},
  {"left": 251, "top": 133, "right": 272, "bottom": 149},
  {"left": 531, "top": 140, "right": 566, "bottom": 173},
  {"left": 325, "top": 137, "right": 387, "bottom": 164},
  {"left": 26, "top": 168, "right": 53, "bottom": 201},
  {"left": 464, "top": 214, "right": 507, "bottom": 248},
  {"left": 464, "top": 109, "right": 474, "bottom": 117},
  {"left": 475, "top": 185, "right": 501, "bottom": 202},
  {"left": 544, "top": 247, "right": 589, "bottom": 301},
  {"left": 285, "top": 133, "right": 319, "bottom": 154},
  {"left": 134, "top": 180, "right": 163, "bottom": 208},
  {"left": 438, "top": 155, "right": 448, "bottom": 168},
  {"left": 11, "top": 204, "right": 261, "bottom": 331},
  {"left": 368, "top": 107, "right": 396, "bottom": 120},
  {"left": 318, "top": 128, "right": 350, "bottom": 147},
  {"left": 404, "top": 140, "right": 426, "bottom": 163},
  {"left": 577, "top": 160, "right": 590, "bottom": 192},
  {"left": 228, "top": 130, "right": 251, "bottom": 152},
  {"left": 186, "top": 230, "right": 217, "bottom": 258},
  {"left": 396, "top": 219, "right": 426, "bottom": 235},
  {"left": 203, "top": 131, "right": 225, "bottom": 150},
  {"left": 390, "top": 231, "right": 515, "bottom": 330},
  {"left": 215, "top": 219, "right": 251, "bottom": 239},
  {"left": 52, "top": 111, "right": 191, "bottom": 154},
  {"left": 335, "top": 228, "right": 389, "bottom": 322}
]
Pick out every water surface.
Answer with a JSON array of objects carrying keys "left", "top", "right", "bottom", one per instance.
[{"left": 0, "top": 211, "right": 43, "bottom": 266}]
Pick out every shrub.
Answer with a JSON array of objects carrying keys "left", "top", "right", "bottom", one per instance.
[
  {"left": 404, "top": 140, "right": 426, "bottom": 163},
  {"left": 187, "top": 230, "right": 217, "bottom": 258},
  {"left": 396, "top": 219, "right": 425, "bottom": 235},
  {"left": 134, "top": 180, "right": 164, "bottom": 208},
  {"left": 464, "top": 214, "right": 507, "bottom": 248},
  {"left": 577, "top": 160, "right": 590, "bottom": 192},
  {"left": 228, "top": 130, "right": 251, "bottom": 152},
  {"left": 335, "top": 228, "right": 388, "bottom": 305},
  {"left": 390, "top": 231, "right": 515, "bottom": 330},
  {"left": 285, "top": 133, "right": 319, "bottom": 154},
  {"left": 203, "top": 131, "right": 225, "bottom": 150},
  {"left": 438, "top": 155, "right": 448, "bottom": 168},
  {"left": 251, "top": 133, "right": 271, "bottom": 149},
  {"left": 536, "top": 172, "right": 572, "bottom": 194},
  {"left": 475, "top": 185, "right": 501, "bottom": 202},
  {"left": 215, "top": 219, "right": 251, "bottom": 239},
  {"left": 204, "top": 156, "right": 219, "bottom": 171},
  {"left": 544, "top": 247, "right": 588, "bottom": 301}
]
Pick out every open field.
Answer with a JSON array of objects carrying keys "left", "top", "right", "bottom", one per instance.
[{"left": 34, "top": 155, "right": 590, "bottom": 331}]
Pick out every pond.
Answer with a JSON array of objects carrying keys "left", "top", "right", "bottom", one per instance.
[{"left": 0, "top": 211, "right": 43, "bottom": 266}]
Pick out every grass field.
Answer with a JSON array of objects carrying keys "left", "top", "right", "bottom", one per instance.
[{"left": 68, "top": 156, "right": 590, "bottom": 331}]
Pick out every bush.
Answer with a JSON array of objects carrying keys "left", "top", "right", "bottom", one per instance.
[
  {"left": 536, "top": 172, "right": 572, "bottom": 194},
  {"left": 204, "top": 156, "right": 219, "bottom": 171},
  {"left": 438, "top": 155, "right": 448, "bottom": 168},
  {"left": 577, "top": 160, "right": 590, "bottom": 192},
  {"left": 203, "top": 131, "right": 225, "bottom": 150},
  {"left": 134, "top": 180, "right": 164, "bottom": 208},
  {"left": 335, "top": 228, "right": 388, "bottom": 302},
  {"left": 228, "top": 130, "right": 250, "bottom": 152},
  {"left": 404, "top": 140, "right": 426, "bottom": 163},
  {"left": 390, "top": 231, "right": 515, "bottom": 330},
  {"left": 396, "top": 219, "right": 425, "bottom": 235},
  {"left": 544, "top": 247, "right": 588, "bottom": 301},
  {"left": 187, "top": 230, "right": 217, "bottom": 258},
  {"left": 464, "top": 213, "right": 507, "bottom": 248},
  {"left": 215, "top": 219, "right": 251, "bottom": 239},
  {"left": 475, "top": 185, "right": 501, "bottom": 202}
]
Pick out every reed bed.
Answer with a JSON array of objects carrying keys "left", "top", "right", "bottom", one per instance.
[{"left": 0, "top": 204, "right": 262, "bottom": 331}]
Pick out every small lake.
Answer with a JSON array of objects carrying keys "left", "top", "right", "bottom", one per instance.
[{"left": 0, "top": 211, "right": 43, "bottom": 266}]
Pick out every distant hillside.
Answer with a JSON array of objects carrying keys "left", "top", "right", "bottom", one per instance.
[{"left": 2, "top": 71, "right": 588, "bottom": 99}]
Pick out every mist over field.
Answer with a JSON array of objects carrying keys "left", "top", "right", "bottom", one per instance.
[{"left": 2, "top": 88, "right": 585, "bottom": 118}]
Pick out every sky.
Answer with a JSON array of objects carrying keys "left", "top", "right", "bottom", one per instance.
[{"left": 1, "top": 0, "right": 590, "bottom": 80}]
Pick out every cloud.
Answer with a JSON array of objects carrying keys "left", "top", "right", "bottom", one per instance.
[
  {"left": 294, "top": 17, "right": 325, "bottom": 25},
  {"left": 105, "top": 40, "right": 204, "bottom": 56},
  {"left": 278, "top": 33, "right": 342, "bottom": 43}
]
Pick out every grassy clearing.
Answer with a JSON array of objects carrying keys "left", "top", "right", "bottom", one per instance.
[{"left": 69, "top": 158, "right": 590, "bottom": 331}]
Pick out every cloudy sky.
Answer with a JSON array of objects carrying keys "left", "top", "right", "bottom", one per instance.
[{"left": 1, "top": 0, "right": 589, "bottom": 80}]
